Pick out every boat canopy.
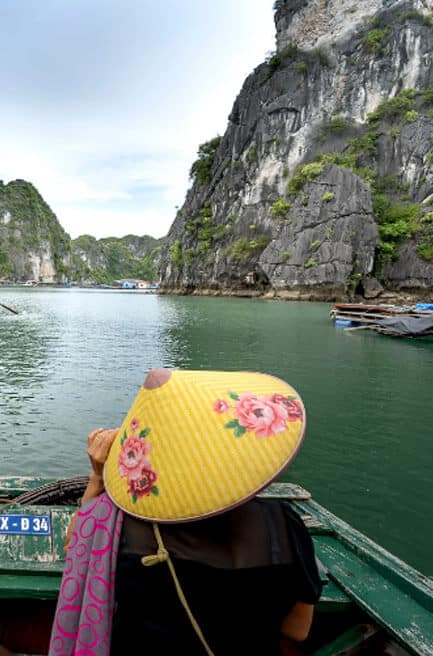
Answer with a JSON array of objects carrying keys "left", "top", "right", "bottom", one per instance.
[{"left": 375, "top": 314, "right": 433, "bottom": 337}]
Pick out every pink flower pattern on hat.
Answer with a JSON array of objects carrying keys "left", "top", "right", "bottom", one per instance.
[
  {"left": 118, "top": 419, "right": 158, "bottom": 502},
  {"left": 213, "top": 399, "right": 230, "bottom": 413},
  {"left": 118, "top": 435, "right": 152, "bottom": 480},
  {"left": 130, "top": 417, "right": 140, "bottom": 432},
  {"left": 214, "top": 389, "right": 303, "bottom": 438},
  {"left": 235, "top": 393, "right": 289, "bottom": 437},
  {"left": 127, "top": 467, "right": 158, "bottom": 498}
]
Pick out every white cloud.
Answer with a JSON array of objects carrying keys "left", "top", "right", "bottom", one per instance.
[
  {"left": 0, "top": 1, "right": 276, "bottom": 239},
  {"left": 59, "top": 206, "right": 171, "bottom": 240}
]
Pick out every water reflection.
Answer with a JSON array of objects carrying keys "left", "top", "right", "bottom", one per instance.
[
  {"left": 157, "top": 296, "right": 433, "bottom": 573},
  {"left": 157, "top": 296, "right": 287, "bottom": 371},
  {"left": 0, "top": 297, "right": 54, "bottom": 468},
  {"left": 0, "top": 289, "right": 432, "bottom": 574}
]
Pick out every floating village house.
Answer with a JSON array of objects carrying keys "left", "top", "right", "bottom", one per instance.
[{"left": 116, "top": 279, "right": 152, "bottom": 289}]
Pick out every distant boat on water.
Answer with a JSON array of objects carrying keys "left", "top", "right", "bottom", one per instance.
[{"left": 331, "top": 303, "right": 433, "bottom": 338}]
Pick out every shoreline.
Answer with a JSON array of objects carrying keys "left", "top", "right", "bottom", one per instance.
[
  {"left": 157, "top": 286, "right": 433, "bottom": 304},
  {"left": 1, "top": 283, "right": 432, "bottom": 305}
]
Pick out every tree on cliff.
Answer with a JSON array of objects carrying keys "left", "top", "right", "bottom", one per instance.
[{"left": 189, "top": 136, "right": 222, "bottom": 185}]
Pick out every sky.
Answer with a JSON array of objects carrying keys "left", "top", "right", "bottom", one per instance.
[{"left": 0, "top": 0, "right": 276, "bottom": 239}]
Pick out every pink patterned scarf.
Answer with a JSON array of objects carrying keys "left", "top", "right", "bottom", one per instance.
[{"left": 49, "top": 493, "right": 123, "bottom": 656}]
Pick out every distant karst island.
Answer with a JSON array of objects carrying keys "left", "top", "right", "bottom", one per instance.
[{"left": 0, "top": 180, "right": 160, "bottom": 287}]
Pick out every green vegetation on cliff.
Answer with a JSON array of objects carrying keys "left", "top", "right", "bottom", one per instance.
[
  {"left": 71, "top": 234, "right": 160, "bottom": 283},
  {"left": 0, "top": 180, "right": 70, "bottom": 280},
  {"left": 189, "top": 137, "right": 222, "bottom": 185},
  {"left": 226, "top": 236, "right": 271, "bottom": 261},
  {"left": 283, "top": 86, "right": 433, "bottom": 277},
  {"left": 157, "top": 1, "right": 433, "bottom": 295},
  {"left": 0, "top": 179, "right": 160, "bottom": 283}
]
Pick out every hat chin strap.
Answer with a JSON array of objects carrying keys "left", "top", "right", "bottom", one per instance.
[{"left": 142, "top": 523, "right": 215, "bottom": 656}]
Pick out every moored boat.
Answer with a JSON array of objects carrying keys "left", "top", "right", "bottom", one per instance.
[
  {"left": 0, "top": 477, "right": 432, "bottom": 655},
  {"left": 331, "top": 303, "right": 433, "bottom": 337},
  {"left": 330, "top": 303, "right": 430, "bottom": 326}
]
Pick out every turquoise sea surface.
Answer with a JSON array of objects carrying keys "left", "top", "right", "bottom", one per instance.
[{"left": 0, "top": 288, "right": 432, "bottom": 574}]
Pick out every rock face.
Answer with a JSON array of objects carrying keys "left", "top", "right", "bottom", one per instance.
[
  {"left": 0, "top": 180, "right": 160, "bottom": 284},
  {"left": 0, "top": 180, "right": 70, "bottom": 283},
  {"left": 359, "top": 276, "right": 384, "bottom": 299},
  {"left": 260, "top": 164, "right": 377, "bottom": 295},
  {"left": 274, "top": 0, "right": 431, "bottom": 51},
  {"left": 159, "top": 0, "right": 433, "bottom": 300},
  {"left": 70, "top": 234, "right": 160, "bottom": 284}
]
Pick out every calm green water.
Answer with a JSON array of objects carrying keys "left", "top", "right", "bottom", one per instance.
[{"left": 1, "top": 288, "right": 432, "bottom": 574}]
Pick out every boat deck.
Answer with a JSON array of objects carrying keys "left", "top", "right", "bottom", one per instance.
[
  {"left": 331, "top": 303, "right": 433, "bottom": 326},
  {"left": 1, "top": 478, "right": 432, "bottom": 654}
]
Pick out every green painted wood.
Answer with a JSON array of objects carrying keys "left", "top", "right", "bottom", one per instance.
[
  {"left": 0, "top": 477, "right": 52, "bottom": 497},
  {"left": 259, "top": 482, "right": 311, "bottom": 500},
  {"left": 260, "top": 484, "right": 327, "bottom": 532},
  {"left": 0, "top": 573, "right": 60, "bottom": 599},
  {"left": 311, "top": 624, "right": 378, "bottom": 656},
  {"left": 287, "top": 499, "right": 433, "bottom": 655},
  {"left": 313, "top": 537, "right": 433, "bottom": 656},
  {"left": 316, "top": 580, "right": 352, "bottom": 610},
  {"left": 0, "top": 504, "right": 66, "bottom": 601},
  {"left": 0, "top": 506, "right": 74, "bottom": 574},
  {"left": 0, "top": 477, "right": 432, "bottom": 656},
  {"left": 51, "top": 508, "right": 74, "bottom": 562},
  {"left": 293, "top": 499, "right": 433, "bottom": 613}
]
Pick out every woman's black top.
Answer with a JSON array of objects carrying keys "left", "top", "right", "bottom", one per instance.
[{"left": 110, "top": 498, "right": 322, "bottom": 656}]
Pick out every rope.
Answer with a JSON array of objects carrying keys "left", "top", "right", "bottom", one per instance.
[{"left": 142, "top": 523, "right": 215, "bottom": 656}]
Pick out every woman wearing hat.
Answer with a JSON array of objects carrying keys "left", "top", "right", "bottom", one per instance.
[{"left": 50, "top": 369, "right": 322, "bottom": 656}]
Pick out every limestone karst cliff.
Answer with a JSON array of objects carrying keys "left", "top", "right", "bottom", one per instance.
[
  {"left": 158, "top": 0, "right": 433, "bottom": 300},
  {"left": 0, "top": 180, "right": 70, "bottom": 283},
  {"left": 0, "top": 180, "right": 160, "bottom": 284},
  {"left": 70, "top": 234, "right": 160, "bottom": 284}
]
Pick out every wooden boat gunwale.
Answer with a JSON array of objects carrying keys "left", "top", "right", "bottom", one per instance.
[{"left": 0, "top": 477, "right": 432, "bottom": 655}]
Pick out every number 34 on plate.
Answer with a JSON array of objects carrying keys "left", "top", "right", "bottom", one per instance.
[{"left": 0, "top": 514, "right": 51, "bottom": 535}]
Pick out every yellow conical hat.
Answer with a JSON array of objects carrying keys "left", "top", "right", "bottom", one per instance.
[{"left": 104, "top": 369, "right": 306, "bottom": 522}]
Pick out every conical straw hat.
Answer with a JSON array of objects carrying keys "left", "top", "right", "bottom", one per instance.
[{"left": 104, "top": 369, "right": 306, "bottom": 522}]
